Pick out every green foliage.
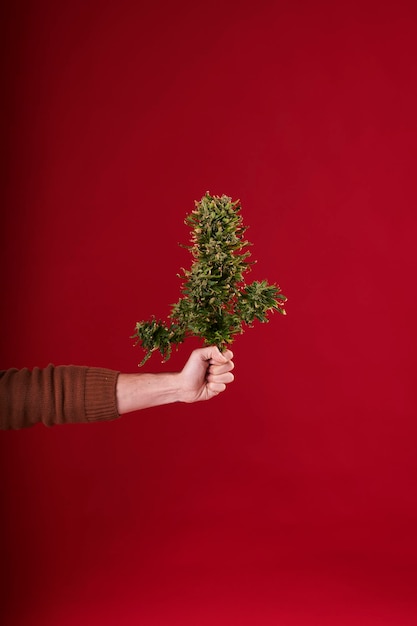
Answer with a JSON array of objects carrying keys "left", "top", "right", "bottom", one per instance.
[{"left": 133, "top": 192, "right": 286, "bottom": 365}]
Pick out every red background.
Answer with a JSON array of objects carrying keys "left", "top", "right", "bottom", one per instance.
[{"left": 1, "top": 1, "right": 417, "bottom": 624}]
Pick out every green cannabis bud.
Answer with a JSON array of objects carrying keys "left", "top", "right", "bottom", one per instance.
[{"left": 133, "top": 192, "right": 286, "bottom": 365}]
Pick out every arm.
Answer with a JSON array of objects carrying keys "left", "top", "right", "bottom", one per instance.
[
  {"left": 0, "top": 347, "right": 234, "bottom": 429},
  {"left": 0, "top": 365, "right": 119, "bottom": 429}
]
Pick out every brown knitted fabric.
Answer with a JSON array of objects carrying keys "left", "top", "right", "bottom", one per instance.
[{"left": 0, "top": 365, "right": 120, "bottom": 429}]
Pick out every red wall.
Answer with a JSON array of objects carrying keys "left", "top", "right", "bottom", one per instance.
[{"left": 1, "top": 1, "right": 417, "bottom": 624}]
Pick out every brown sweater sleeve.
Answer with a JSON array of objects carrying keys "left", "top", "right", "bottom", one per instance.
[{"left": 0, "top": 365, "right": 120, "bottom": 429}]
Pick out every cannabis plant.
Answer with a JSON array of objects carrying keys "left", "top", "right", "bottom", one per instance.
[{"left": 133, "top": 192, "right": 286, "bottom": 365}]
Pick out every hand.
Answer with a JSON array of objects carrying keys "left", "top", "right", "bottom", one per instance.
[
  {"left": 178, "top": 346, "right": 235, "bottom": 403},
  {"left": 116, "top": 346, "right": 235, "bottom": 415}
]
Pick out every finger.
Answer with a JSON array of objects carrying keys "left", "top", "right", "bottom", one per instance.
[
  {"left": 221, "top": 349, "right": 234, "bottom": 361},
  {"left": 208, "top": 348, "right": 234, "bottom": 365},
  {"left": 207, "top": 381, "right": 227, "bottom": 395},
  {"left": 196, "top": 346, "right": 226, "bottom": 364},
  {"left": 209, "top": 360, "right": 235, "bottom": 376},
  {"left": 207, "top": 371, "right": 234, "bottom": 384}
]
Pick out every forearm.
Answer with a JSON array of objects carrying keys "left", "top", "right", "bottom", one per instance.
[{"left": 116, "top": 372, "right": 183, "bottom": 414}]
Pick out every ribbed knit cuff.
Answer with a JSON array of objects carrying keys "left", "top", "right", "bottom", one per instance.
[{"left": 84, "top": 368, "right": 120, "bottom": 423}]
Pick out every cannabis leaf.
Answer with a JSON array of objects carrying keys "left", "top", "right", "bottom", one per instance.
[{"left": 133, "top": 192, "right": 286, "bottom": 365}]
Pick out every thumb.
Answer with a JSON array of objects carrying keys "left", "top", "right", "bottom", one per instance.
[{"left": 200, "top": 345, "right": 234, "bottom": 364}]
